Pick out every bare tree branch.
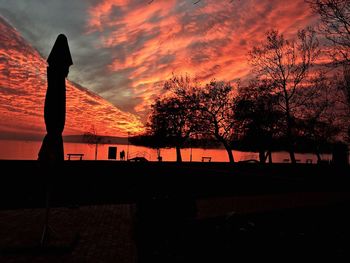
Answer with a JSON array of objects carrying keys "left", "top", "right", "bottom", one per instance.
[{"left": 248, "top": 28, "right": 320, "bottom": 163}]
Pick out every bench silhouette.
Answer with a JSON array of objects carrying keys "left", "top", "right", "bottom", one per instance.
[{"left": 67, "top": 153, "right": 84, "bottom": 160}]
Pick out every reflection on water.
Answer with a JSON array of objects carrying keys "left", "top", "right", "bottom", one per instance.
[{"left": 0, "top": 139, "right": 331, "bottom": 163}]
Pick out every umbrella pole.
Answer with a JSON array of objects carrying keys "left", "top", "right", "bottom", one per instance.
[
  {"left": 40, "top": 168, "right": 50, "bottom": 246},
  {"left": 40, "top": 168, "right": 57, "bottom": 247},
  {"left": 38, "top": 162, "right": 79, "bottom": 252}
]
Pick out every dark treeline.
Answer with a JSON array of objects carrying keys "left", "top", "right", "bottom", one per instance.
[
  {"left": 136, "top": 1, "right": 350, "bottom": 163},
  {"left": 130, "top": 135, "right": 221, "bottom": 149}
]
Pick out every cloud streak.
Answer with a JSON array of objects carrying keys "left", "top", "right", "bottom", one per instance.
[
  {"left": 86, "top": 0, "right": 318, "bottom": 114},
  {"left": 1, "top": 0, "right": 319, "bottom": 126},
  {"left": 0, "top": 16, "right": 144, "bottom": 139}
]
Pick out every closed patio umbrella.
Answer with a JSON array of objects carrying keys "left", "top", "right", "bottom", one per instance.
[
  {"left": 38, "top": 34, "right": 73, "bottom": 247},
  {"left": 38, "top": 34, "right": 73, "bottom": 161}
]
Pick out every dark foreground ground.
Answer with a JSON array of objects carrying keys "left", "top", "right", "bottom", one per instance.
[
  {"left": 0, "top": 161, "right": 349, "bottom": 262},
  {"left": 0, "top": 202, "right": 350, "bottom": 262},
  {"left": 1, "top": 161, "right": 349, "bottom": 209}
]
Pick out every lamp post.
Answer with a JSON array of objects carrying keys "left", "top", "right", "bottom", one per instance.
[{"left": 127, "top": 132, "right": 130, "bottom": 160}]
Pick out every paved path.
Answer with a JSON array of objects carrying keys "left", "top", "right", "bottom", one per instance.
[
  {"left": 1, "top": 194, "right": 350, "bottom": 262},
  {"left": 0, "top": 205, "right": 136, "bottom": 263}
]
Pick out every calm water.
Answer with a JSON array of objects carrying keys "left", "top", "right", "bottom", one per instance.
[{"left": 0, "top": 139, "right": 331, "bottom": 163}]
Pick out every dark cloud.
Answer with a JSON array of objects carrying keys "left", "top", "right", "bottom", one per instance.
[
  {"left": 147, "top": 10, "right": 164, "bottom": 24},
  {"left": 157, "top": 54, "right": 176, "bottom": 66},
  {"left": 0, "top": 1, "right": 87, "bottom": 54},
  {"left": 109, "top": 5, "right": 124, "bottom": 21},
  {"left": 0, "top": 86, "right": 28, "bottom": 96},
  {"left": 0, "top": 0, "right": 133, "bottom": 109},
  {"left": 83, "top": 98, "right": 101, "bottom": 106},
  {"left": 239, "top": 39, "right": 247, "bottom": 46}
]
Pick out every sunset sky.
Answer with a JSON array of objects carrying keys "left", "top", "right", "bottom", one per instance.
[{"left": 0, "top": 0, "right": 320, "bottom": 138}]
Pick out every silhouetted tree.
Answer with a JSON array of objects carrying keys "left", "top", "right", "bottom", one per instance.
[
  {"left": 234, "top": 80, "right": 285, "bottom": 163},
  {"left": 249, "top": 28, "right": 320, "bottom": 163},
  {"left": 339, "top": 69, "right": 350, "bottom": 140},
  {"left": 298, "top": 118, "right": 340, "bottom": 162},
  {"left": 197, "top": 81, "right": 237, "bottom": 163},
  {"left": 147, "top": 76, "right": 198, "bottom": 162},
  {"left": 83, "top": 125, "right": 102, "bottom": 160},
  {"left": 295, "top": 72, "right": 342, "bottom": 160},
  {"left": 308, "top": 0, "right": 350, "bottom": 138},
  {"left": 308, "top": 0, "right": 350, "bottom": 63}
]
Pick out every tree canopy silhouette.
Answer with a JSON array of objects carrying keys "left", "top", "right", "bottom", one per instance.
[
  {"left": 234, "top": 79, "right": 285, "bottom": 163},
  {"left": 147, "top": 76, "right": 238, "bottom": 163},
  {"left": 249, "top": 28, "right": 320, "bottom": 163},
  {"left": 308, "top": 0, "right": 350, "bottom": 63},
  {"left": 196, "top": 81, "right": 237, "bottom": 163},
  {"left": 147, "top": 76, "right": 198, "bottom": 162},
  {"left": 293, "top": 72, "right": 341, "bottom": 161},
  {"left": 308, "top": 0, "right": 350, "bottom": 140}
]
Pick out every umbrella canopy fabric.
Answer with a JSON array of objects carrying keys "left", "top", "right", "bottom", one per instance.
[{"left": 38, "top": 34, "right": 73, "bottom": 162}]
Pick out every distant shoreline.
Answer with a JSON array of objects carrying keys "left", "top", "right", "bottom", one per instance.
[
  {"left": 0, "top": 136, "right": 342, "bottom": 154},
  {"left": 0, "top": 135, "right": 129, "bottom": 145}
]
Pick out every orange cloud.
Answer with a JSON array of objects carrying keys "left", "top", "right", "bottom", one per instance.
[
  {"left": 0, "top": 17, "right": 144, "bottom": 139},
  {"left": 1, "top": 0, "right": 322, "bottom": 135},
  {"left": 86, "top": 0, "right": 318, "bottom": 115}
]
